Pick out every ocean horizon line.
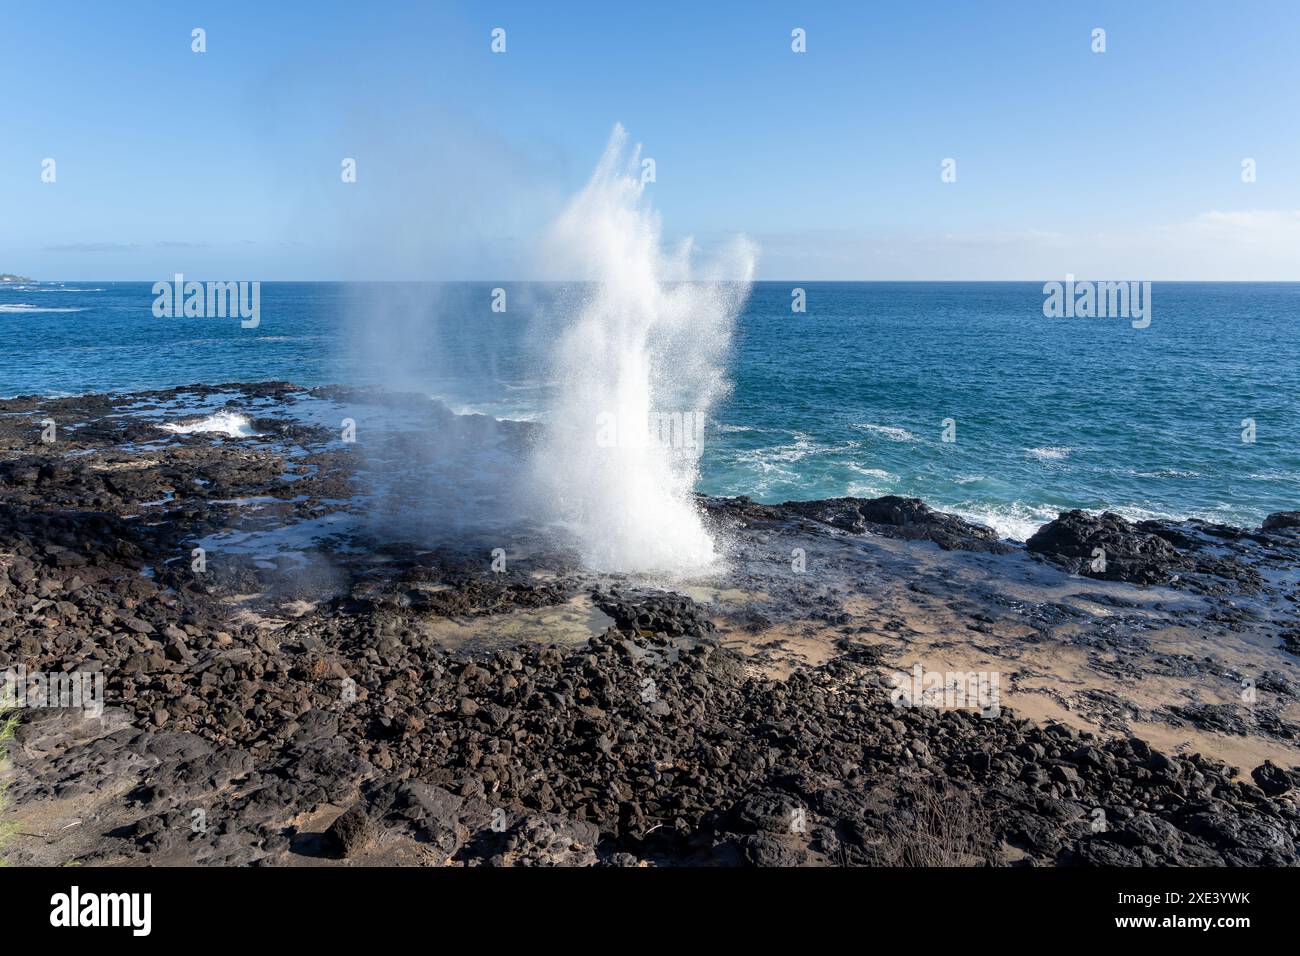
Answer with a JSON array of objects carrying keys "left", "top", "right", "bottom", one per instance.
[{"left": 10, "top": 277, "right": 1300, "bottom": 285}]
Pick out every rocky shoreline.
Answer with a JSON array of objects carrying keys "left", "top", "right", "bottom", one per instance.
[{"left": 2, "top": 382, "right": 1299, "bottom": 866}]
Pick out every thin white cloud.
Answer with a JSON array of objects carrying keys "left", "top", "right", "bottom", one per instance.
[{"left": 753, "top": 211, "right": 1300, "bottom": 280}]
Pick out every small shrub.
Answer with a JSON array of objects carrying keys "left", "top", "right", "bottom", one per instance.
[{"left": 880, "top": 783, "right": 998, "bottom": 867}]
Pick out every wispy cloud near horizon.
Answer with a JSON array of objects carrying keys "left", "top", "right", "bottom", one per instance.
[{"left": 745, "top": 209, "right": 1300, "bottom": 281}]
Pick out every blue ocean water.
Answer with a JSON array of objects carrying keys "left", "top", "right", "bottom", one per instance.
[{"left": 2, "top": 280, "right": 1297, "bottom": 538}]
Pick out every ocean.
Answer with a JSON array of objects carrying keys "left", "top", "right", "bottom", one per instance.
[{"left": 3, "top": 280, "right": 1297, "bottom": 540}]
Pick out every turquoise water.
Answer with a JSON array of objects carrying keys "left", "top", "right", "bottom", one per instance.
[{"left": 3, "top": 280, "right": 1297, "bottom": 538}]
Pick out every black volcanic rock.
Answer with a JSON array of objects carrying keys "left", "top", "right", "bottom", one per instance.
[
  {"left": 325, "top": 804, "right": 375, "bottom": 858},
  {"left": 1026, "top": 509, "right": 1274, "bottom": 593},
  {"left": 1026, "top": 510, "right": 1185, "bottom": 585},
  {"left": 1252, "top": 761, "right": 1298, "bottom": 797},
  {"left": 594, "top": 588, "right": 717, "bottom": 637},
  {"left": 1263, "top": 511, "right": 1300, "bottom": 532},
  {"left": 778, "top": 495, "right": 1012, "bottom": 552}
]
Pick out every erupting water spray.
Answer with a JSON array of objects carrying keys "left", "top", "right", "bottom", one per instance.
[{"left": 531, "top": 124, "right": 756, "bottom": 573}]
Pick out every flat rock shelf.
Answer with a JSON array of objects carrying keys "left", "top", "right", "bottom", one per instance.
[{"left": 2, "top": 383, "right": 1298, "bottom": 866}]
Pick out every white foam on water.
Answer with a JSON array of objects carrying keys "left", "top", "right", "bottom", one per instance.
[
  {"left": 849, "top": 465, "right": 895, "bottom": 478},
  {"left": 0, "top": 303, "right": 86, "bottom": 313},
  {"left": 1026, "top": 445, "right": 1072, "bottom": 461},
  {"left": 845, "top": 481, "right": 891, "bottom": 498},
  {"left": 1130, "top": 469, "right": 1200, "bottom": 479},
  {"left": 952, "top": 501, "right": 1061, "bottom": 542},
  {"left": 853, "top": 423, "right": 917, "bottom": 442},
  {"left": 159, "top": 411, "right": 257, "bottom": 438},
  {"left": 530, "top": 124, "right": 755, "bottom": 574},
  {"left": 735, "top": 433, "right": 820, "bottom": 467}
]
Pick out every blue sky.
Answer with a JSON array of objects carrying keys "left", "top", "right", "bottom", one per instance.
[{"left": 3, "top": 0, "right": 1299, "bottom": 279}]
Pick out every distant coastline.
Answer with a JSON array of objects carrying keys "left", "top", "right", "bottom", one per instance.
[{"left": 0, "top": 274, "right": 34, "bottom": 284}]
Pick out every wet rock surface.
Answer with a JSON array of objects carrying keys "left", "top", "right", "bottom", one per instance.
[
  {"left": 711, "top": 494, "right": 1012, "bottom": 553},
  {"left": 1025, "top": 508, "right": 1296, "bottom": 596},
  {"left": 2, "top": 384, "right": 1299, "bottom": 867}
]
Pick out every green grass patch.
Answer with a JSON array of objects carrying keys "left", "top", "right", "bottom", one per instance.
[{"left": 0, "top": 706, "right": 19, "bottom": 864}]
